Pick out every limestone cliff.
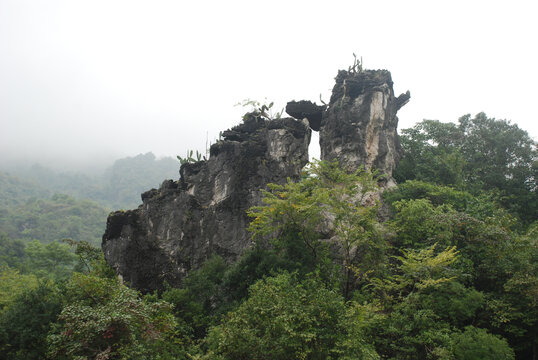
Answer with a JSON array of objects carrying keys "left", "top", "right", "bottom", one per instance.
[{"left": 102, "top": 117, "right": 310, "bottom": 292}]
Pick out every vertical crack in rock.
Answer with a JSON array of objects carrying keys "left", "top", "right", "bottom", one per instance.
[{"left": 102, "top": 117, "right": 311, "bottom": 292}]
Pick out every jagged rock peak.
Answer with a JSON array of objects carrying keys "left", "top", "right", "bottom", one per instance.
[
  {"left": 320, "top": 69, "right": 410, "bottom": 182},
  {"left": 102, "top": 116, "right": 311, "bottom": 292}
]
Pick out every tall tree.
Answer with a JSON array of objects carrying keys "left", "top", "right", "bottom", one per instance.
[
  {"left": 248, "top": 160, "right": 385, "bottom": 296},
  {"left": 395, "top": 113, "right": 537, "bottom": 225}
]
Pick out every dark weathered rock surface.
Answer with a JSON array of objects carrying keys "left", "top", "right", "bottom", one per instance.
[
  {"left": 320, "top": 69, "right": 409, "bottom": 184},
  {"left": 102, "top": 117, "right": 311, "bottom": 292},
  {"left": 285, "top": 100, "right": 326, "bottom": 131}
]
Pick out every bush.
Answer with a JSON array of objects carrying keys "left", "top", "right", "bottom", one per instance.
[
  {"left": 47, "top": 273, "right": 179, "bottom": 360},
  {"left": 452, "top": 326, "right": 514, "bottom": 360},
  {"left": 0, "top": 281, "right": 62, "bottom": 360},
  {"left": 206, "top": 272, "right": 376, "bottom": 359}
]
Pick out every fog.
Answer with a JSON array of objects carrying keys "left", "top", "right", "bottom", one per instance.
[{"left": 1, "top": 0, "right": 537, "bottom": 173}]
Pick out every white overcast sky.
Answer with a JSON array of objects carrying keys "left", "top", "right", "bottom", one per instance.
[{"left": 1, "top": 0, "right": 537, "bottom": 171}]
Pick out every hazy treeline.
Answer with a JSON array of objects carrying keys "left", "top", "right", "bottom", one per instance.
[
  {"left": 5, "top": 152, "right": 178, "bottom": 210},
  {"left": 0, "top": 152, "right": 179, "bottom": 247}
]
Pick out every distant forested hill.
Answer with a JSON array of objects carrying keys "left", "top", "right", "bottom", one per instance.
[
  {"left": 100, "top": 152, "right": 178, "bottom": 209},
  {"left": 0, "top": 152, "right": 179, "bottom": 246},
  {"left": 8, "top": 152, "right": 179, "bottom": 210},
  {"left": 0, "top": 172, "right": 50, "bottom": 207},
  {"left": 0, "top": 192, "right": 109, "bottom": 246}
]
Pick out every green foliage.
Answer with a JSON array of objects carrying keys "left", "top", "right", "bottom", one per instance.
[
  {"left": 394, "top": 120, "right": 465, "bottom": 187},
  {"left": 374, "top": 245, "right": 459, "bottom": 301},
  {"left": 162, "top": 255, "right": 229, "bottom": 340},
  {"left": 348, "top": 52, "right": 363, "bottom": 74},
  {"left": 48, "top": 273, "right": 179, "bottom": 360},
  {"left": 481, "top": 223, "right": 538, "bottom": 357},
  {"left": 389, "top": 199, "right": 462, "bottom": 248},
  {"left": 206, "top": 272, "right": 375, "bottom": 359},
  {"left": 248, "top": 174, "right": 329, "bottom": 276},
  {"left": 442, "top": 212, "right": 520, "bottom": 295},
  {"left": 248, "top": 160, "right": 385, "bottom": 295},
  {"left": 383, "top": 179, "right": 512, "bottom": 225},
  {"left": 395, "top": 114, "right": 537, "bottom": 225},
  {"left": 24, "top": 240, "right": 77, "bottom": 280},
  {"left": 387, "top": 195, "right": 509, "bottom": 254},
  {"left": 378, "top": 301, "right": 455, "bottom": 359},
  {"left": 161, "top": 249, "right": 315, "bottom": 349},
  {"left": 383, "top": 180, "right": 470, "bottom": 211},
  {"left": 0, "top": 239, "right": 182, "bottom": 359},
  {"left": 3, "top": 152, "right": 179, "bottom": 211},
  {"left": 0, "top": 267, "right": 38, "bottom": 311},
  {"left": 0, "top": 192, "right": 109, "bottom": 246},
  {"left": 458, "top": 113, "right": 536, "bottom": 193},
  {"left": 384, "top": 180, "right": 530, "bottom": 316},
  {"left": 63, "top": 239, "right": 115, "bottom": 277},
  {"left": 419, "top": 281, "right": 484, "bottom": 327},
  {"left": 0, "top": 172, "right": 50, "bottom": 208},
  {"left": 177, "top": 149, "right": 207, "bottom": 165},
  {"left": 334, "top": 301, "right": 381, "bottom": 360},
  {"left": 101, "top": 152, "right": 179, "bottom": 209},
  {"left": 0, "top": 281, "right": 63, "bottom": 360},
  {"left": 452, "top": 326, "right": 515, "bottom": 360},
  {"left": 0, "top": 233, "right": 26, "bottom": 269},
  {"left": 236, "top": 98, "right": 284, "bottom": 121},
  {"left": 221, "top": 246, "right": 297, "bottom": 302},
  {"left": 370, "top": 245, "right": 488, "bottom": 359}
]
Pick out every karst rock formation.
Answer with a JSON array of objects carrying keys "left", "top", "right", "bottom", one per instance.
[{"left": 102, "top": 67, "right": 409, "bottom": 292}]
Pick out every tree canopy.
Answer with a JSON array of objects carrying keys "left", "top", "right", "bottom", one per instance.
[{"left": 394, "top": 113, "right": 537, "bottom": 225}]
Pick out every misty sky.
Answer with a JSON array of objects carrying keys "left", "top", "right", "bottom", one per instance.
[{"left": 1, "top": 0, "right": 537, "bottom": 171}]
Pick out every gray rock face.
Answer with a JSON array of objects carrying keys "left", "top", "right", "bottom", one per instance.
[
  {"left": 102, "top": 117, "right": 311, "bottom": 292},
  {"left": 320, "top": 69, "right": 409, "bottom": 183}
]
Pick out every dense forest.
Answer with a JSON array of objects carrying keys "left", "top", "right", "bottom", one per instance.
[{"left": 0, "top": 114, "right": 536, "bottom": 359}]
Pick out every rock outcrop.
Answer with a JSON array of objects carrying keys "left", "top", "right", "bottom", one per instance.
[
  {"left": 102, "top": 117, "right": 311, "bottom": 292},
  {"left": 102, "top": 66, "right": 409, "bottom": 292},
  {"left": 319, "top": 70, "right": 409, "bottom": 184}
]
